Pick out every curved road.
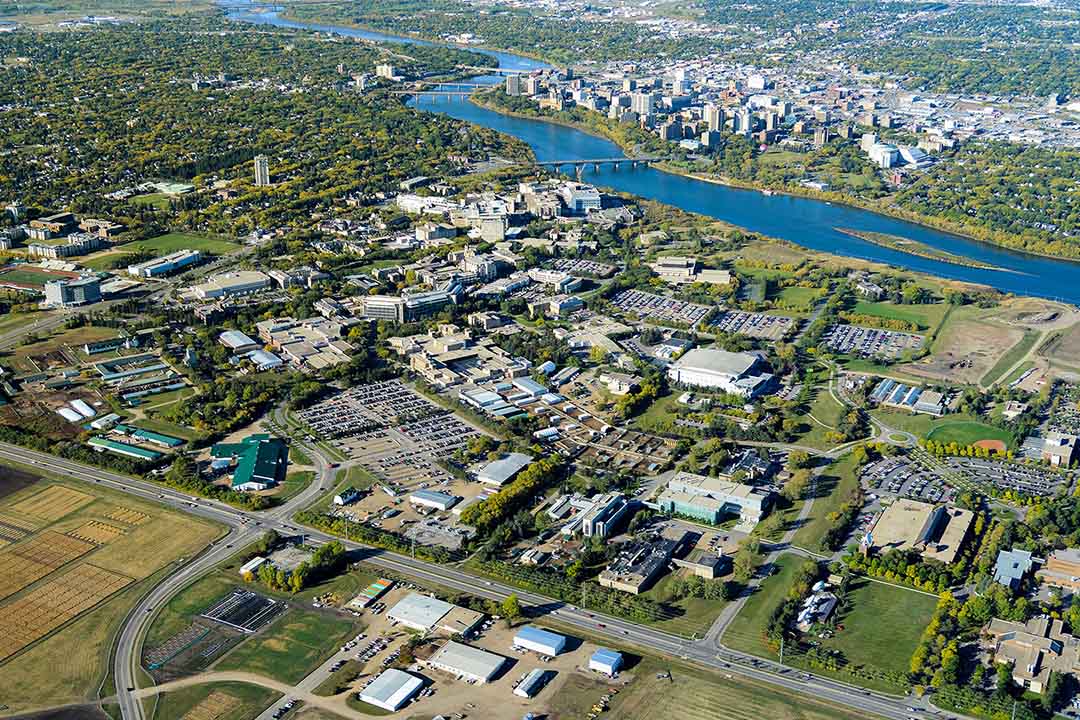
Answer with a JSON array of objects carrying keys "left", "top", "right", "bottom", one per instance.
[{"left": 0, "top": 440, "right": 958, "bottom": 720}]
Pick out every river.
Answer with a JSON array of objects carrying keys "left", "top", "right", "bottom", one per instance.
[{"left": 227, "top": 3, "right": 1080, "bottom": 304}]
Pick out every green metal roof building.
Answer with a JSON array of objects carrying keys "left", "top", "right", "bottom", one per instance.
[
  {"left": 211, "top": 433, "right": 288, "bottom": 491},
  {"left": 88, "top": 436, "right": 163, "bottom": 461}
]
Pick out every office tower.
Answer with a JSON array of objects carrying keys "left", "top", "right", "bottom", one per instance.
[
  {"left": 704, "top": 103, "right": 726, "bottom": 132},
  {"left": 505, "top": 75, "right": 521, "bottom": 96}
]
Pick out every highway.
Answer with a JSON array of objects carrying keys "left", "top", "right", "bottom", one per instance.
[{"left": 0, "top": 440, "right": 957, "bottom": 720}]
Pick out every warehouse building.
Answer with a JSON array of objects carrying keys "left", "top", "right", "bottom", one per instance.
[
  {"left": 667, "top": 348, "right": 776, "bottom": 398},
  {"left": 514, "top": 668, "right": 553, "bottom": 698},
  {"left": 358, "top": 668, "right": 424, "bottom": 712},
  {"left": 386, "top": 593, "right": 484, "bottom": 635},
  {"left": 409, "top": 489, "right": 459, "bottom": 511},
  {"left": 88, "top": 436, "right": 162, "bottom": 461},
  {"left": 869, "top": 499, "right": 974, "bottom": 564},
  {"left": 476, "top": 452, "right": 533, "bottom": 487},
  {"left": 589, "top": 648, "right": 623, "bottom": 676},
  {"left": 219, "top": 329, "right": 261, "bottom": 353},
  {"left": 513, "top": 626, "right": 567, "bottom": 656},
  {"left": 427, "top": 640, "right": 507, "bottom": 683}
]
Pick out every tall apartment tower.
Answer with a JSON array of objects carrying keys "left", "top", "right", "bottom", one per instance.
[
  {"left": 254, "top": 154, "right": 270, "bottom": 186},
  {"left": 505, "top": 74, "right": 522, "bottom": 96},
  {"left": 704, "top": 103, "right": 726, "bottom": 132}
]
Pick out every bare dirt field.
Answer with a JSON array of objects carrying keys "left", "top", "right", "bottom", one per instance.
[
  {"left": 1039, "top": 321, "right": 1080, "bottom": 371},
  {"left": 900, "top": 312, "right": 1024, "bottom": 385},
  {"left": 999, "top": 297, "right": 1080, "bottom": 331}
]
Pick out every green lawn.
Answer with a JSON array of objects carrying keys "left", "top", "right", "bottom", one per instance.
[
  {"left": 131, "top": 192, "right": 173, "bottom": 211},
  {"left": 640, "top": 571, "right": 728, "bottom": 639},
  {"left": 152, "top": 681, "right": 279, "bottom": 720},
  {"left": 773, "top": 286, "right": 823, "bottom": 309},
  {"left": 124, "top": 231, "right": 240, "bottom": 256},
  {"left": 851, "top": 301, "right": 948, "bottom": 331},
  {"left": 215, "top": 608, "right": 356, "bottom": 684},
  {"left": 925, "top": 421, "right": 1013, "bottom": 448},
  {"left": 132, "top": 416, "right": 204, "bottom": 442},
  {"left": 289, "top": 445, "right": 314, "bottom": 466},
  {"left": 824, "top": 578, "right": 935, "bottom": 680},
  {"left": 270, "top": 470, "right": 315, "bottom": 504},
  {"left": 734, "top": 263, "right": 795, "bottom": 282},
  {"left": 790, "top": 452, "right": 861, "bottom": 552},
  {"left": 872, "top": 409, "right": 1012, "bottom": 447},
  {"left": 1000, "top": 361, "right": 1035, "bottom": 387},
  {"left": 722, "top": 555, "right": 801, "bottom": 655},
  {"left": 791, "top": 385, "right": 855, "bottom": 450},
  {"left": 980, "top": 329, "right": 1040, "bottom": 386},
  {"left": 633, "top": 392, "right": 690, "bottom": 437}
]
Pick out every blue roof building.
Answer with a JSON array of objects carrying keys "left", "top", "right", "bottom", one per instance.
[{"left": 993, "top": 548, "right": 1034, "bottom": 591}]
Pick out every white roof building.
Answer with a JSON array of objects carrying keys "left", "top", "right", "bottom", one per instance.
[
  {"left": 476, "top": 452, "right": 533, "bottom": 486},
  {"left": 358, "top": 669, "right": 424, "bottom": 711},
  {"left": 387, "top": 593, "right": 453, "bottom": 632},
  {"left": 667, "top": 348, "right": 775, "bottom": 398},
  {"left": 427, "top": 641, "right": 507, "bottom": 683}
]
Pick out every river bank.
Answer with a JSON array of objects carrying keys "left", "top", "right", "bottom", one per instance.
[
  {"left": 833, "top": 228, "right": 1013, "bottom": 273},
  {"left": 471, "top": 92, "right": 1080, "bottom": 266},
  {"left": 225, "top": 3, "right": 1080, "bottom": 304}
]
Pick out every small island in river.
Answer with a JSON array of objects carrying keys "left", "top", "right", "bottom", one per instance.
[{"left": 835, "top": 227, "right": 1015, "bottom": 273}]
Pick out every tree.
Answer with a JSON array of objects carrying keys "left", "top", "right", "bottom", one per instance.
[{"left": 500, "top": 594, "right": 523, "bottom": 624}]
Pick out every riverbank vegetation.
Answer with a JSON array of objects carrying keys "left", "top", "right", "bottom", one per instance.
[{"left": 835, "top": 229, "right": 1005, "bottom": 272}]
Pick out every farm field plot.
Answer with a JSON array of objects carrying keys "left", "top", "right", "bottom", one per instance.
[
  {"left": 0, "top": 564, "right": 132, "bottom": 662},
  {"left": 0, "top": 471, "right": 221, "bottom": 713},
  {"left": 105, "top": 507, "right": 150, "bottom": 525},
  {"left": 0, "top": 531, "right": 96, "bottom": 600},
  {"left": 153, "top": 682, "right": 279, "bottom": 720},
  {"left": 10, "top": 484, "right": 95, "bottom": 521},
  {"left": 68, "top": 520, "right": 127, "bottom": 544}
]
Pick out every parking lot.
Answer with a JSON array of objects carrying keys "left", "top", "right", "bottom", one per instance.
[
  {"left": 947, "top": 457, "right": 1070, "bottom": 497},
  {"left": 609, "top": 289, "right": 711, "bottom": 327},
  {"left": 860, "top": 457, "right": 955, "bottom": 504},
  {"left": 298, "top": 380, "right": 443, "bottom": 439},
  {"left": 551, "top": 258, "right": 617, "bottom": 278},
  {"left": 1048, "top": 383, "right": 1080, "bottom": 435},
  {"left": 822, "top": 323, "right": 925, "bottom": 359},
  {"left": 709, "top": 310, "right": 797, "bottom": 341}
]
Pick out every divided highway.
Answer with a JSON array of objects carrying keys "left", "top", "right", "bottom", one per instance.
[{"left": 0, "top": 441, "right": 955, "bottom": 720}]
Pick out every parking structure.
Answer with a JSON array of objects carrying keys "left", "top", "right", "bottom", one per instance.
[
  {"left": 609, "top": 289, "right": 711, "bottom": 327},
  {"left": 709, "top": 310, "right": 797, "bottom": 341},
  {"left": 822, "top": 323, "right": 924, "bottom": 359}
]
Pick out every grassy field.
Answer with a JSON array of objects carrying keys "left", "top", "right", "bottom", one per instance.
[
  {"left": 633, "top": 392, "right": 688, "bottom": 437},
  {"left": 792, "top": 386, "right": 852, "bottom": 450},
  {"left": 289, "top": 446, "right": 314, "bottom": 466},
  {"left": 790, "top": 452, "right": 861, "bottom": 552},
  {"left": 9, "top": 325, "right": 119, "bottom": 371},
  {"left": 823, "top": 578, "right": 935, "bottom": 680},
  {"left": 215, "top": 609, "right": 356, "bottom": 684},
  {"left": 152, "top": 681, "right": 280, "bottom": 720},
  {"left": 270, "top": 470, "right": 315, "bottom": 504},
  {"left": 561, "top": 654, "right": 874, "bottom": 720},
  {"left": 980, "top": 329, "right": 1040, "bottom": 386},
  {"left": 722, "top": 555, "right": 800, "bottom": 656},
  {"left": 925, "top": 421, "right": 1013, "bottom": 448},
  {"left": 640, "top": 571, "right": 728, "bottom": 638},
  {"left": 724, "top": 561, "right": 932, "bottom": 693},
  {"left": 850, "top": 301, "right": 948, "bottom": 331},
  {"left": 773, "top": 285, "right": 824, "bottom": 309},
  {"left": 130, "top": 416, "right": 204, "bottom": 442},
  {"left": 130, "top": 193, "right": 173, "bottom": 210},
  {"left": 0, "top": 473, "right": 221, "bottom": 714},
  {"left": 131, "top": 232, "right": 239, "bottom": 255},
  {"left": 871, "top": 409, "right": 1010, "bottom": 447}
]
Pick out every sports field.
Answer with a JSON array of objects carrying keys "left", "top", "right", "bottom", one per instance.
[
  {"left": 0, "top": 267, "right": 73, "bottom": 289},
  {"left": 129, "top": 232, "right": 239, "bottom": 255},
  {"left": 0, "top": 471, "right": 220, "bottom": 713},
  {"left": 926, "top": 421, "right": 1013, "bottom": 449},
  {"left": 214, "top": 610, "right": 356, "bottom": 684}
]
